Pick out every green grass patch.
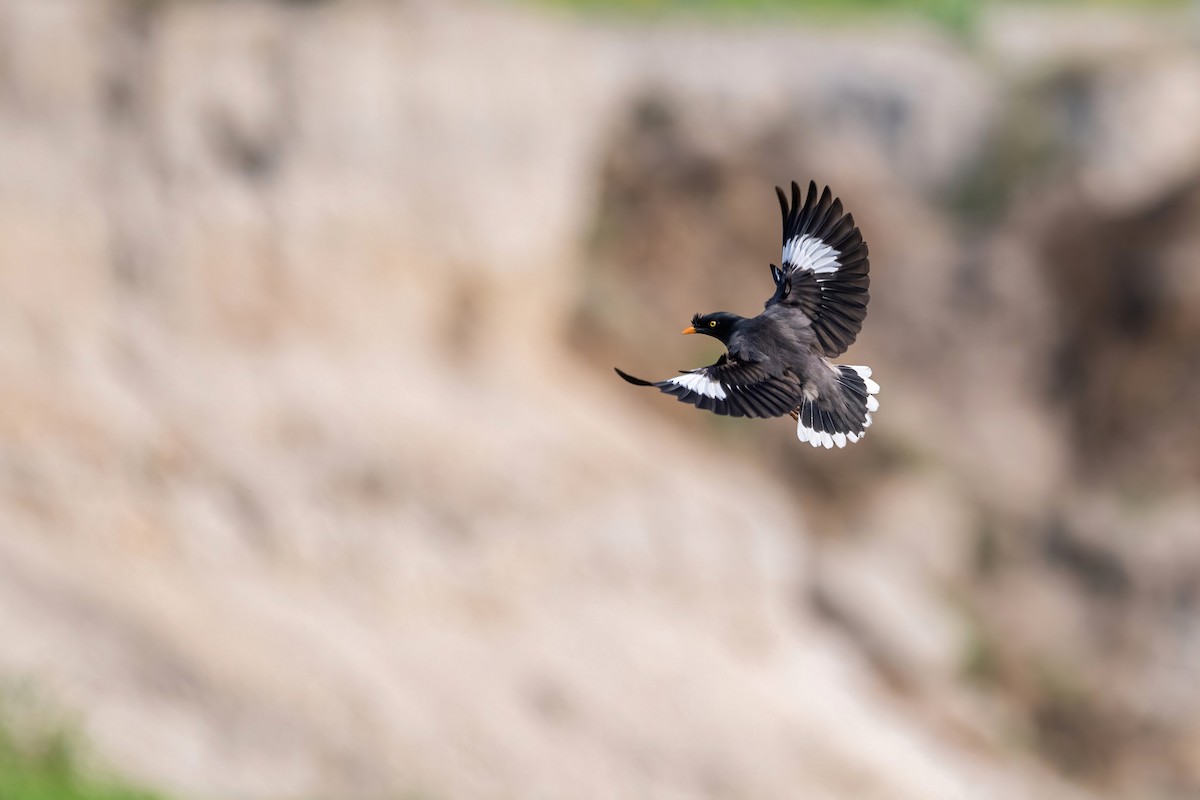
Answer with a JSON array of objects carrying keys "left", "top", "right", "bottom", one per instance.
[
  {"left": 530, "top": 0, "right": 979, "bottom": 29},
  {"left": 526, "top": 0, "right": 1189, "bottom": 37},
  {"left": 532, "top": 0, "right": 1189, "bottom": 11},
  {"left": 0, "top": 694, "right": 165, "bottom": 800}
]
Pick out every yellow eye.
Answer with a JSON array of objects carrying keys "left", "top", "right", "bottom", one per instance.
[{"left": 709, "top": 320, "right": 717, "bottom": 328}]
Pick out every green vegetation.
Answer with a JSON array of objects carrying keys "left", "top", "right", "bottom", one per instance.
[
  {"left": 534, "top": 0, "right": 1188, "bottom": 12},
  {"left": 532, "top": 0, "right": 979, "bottom": 30},
  {"left": 530, "top": 0, "right": 1187, "bottom": 36},
  {"left": 959, "top": 615, "right": 1005, "bottom": 687},
  {"left": 0, "top": 698, "right": 164, "bottom": 800}
]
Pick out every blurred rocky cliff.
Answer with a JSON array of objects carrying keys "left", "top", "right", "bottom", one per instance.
[{"left": 1, "top": 0, "right": 1199, "bottom": 798}]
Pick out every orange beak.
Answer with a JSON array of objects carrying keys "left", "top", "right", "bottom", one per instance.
[{"left": 681, "top": 326, "right": 697, "bottom": 335}]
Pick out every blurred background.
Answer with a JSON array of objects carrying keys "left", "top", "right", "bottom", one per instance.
[{"left": 2, "top": 0, "right": 1200, "bottom": 798}]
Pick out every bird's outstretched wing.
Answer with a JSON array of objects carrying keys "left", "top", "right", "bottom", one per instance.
[
  {"left": 614, "top": 356, "right": 801, "bottom": 418},
  {"left": 766, "top": 181, "right": 870, "bottom": 357}
]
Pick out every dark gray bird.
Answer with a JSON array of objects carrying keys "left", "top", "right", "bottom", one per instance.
[{"left": 615, "top": 180, "right": 879, "bottom": 448}]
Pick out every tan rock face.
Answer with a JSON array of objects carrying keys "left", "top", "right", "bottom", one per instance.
[{"left": 2, "top": 1, "right": 1198, "bottom": 799}]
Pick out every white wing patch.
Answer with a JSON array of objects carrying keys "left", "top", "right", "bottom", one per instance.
[
  {"left": 783, "top": 234, "right": 841, "bottom": 275},
  {"left": 667, "top": 371, "right": 727, "bottom": 400}
]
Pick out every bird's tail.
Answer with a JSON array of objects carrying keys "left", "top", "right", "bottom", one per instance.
[{"left": 790, "top": 365, "right": 879, "bottom": 449}]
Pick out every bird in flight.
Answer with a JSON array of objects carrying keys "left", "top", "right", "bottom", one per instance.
[{"left": 615, "top": 180, "right": 879, "bottom": 448}]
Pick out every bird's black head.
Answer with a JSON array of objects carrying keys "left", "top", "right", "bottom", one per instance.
[{"left": 684, "top": 312, "right": 741, "bottom": 343}]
